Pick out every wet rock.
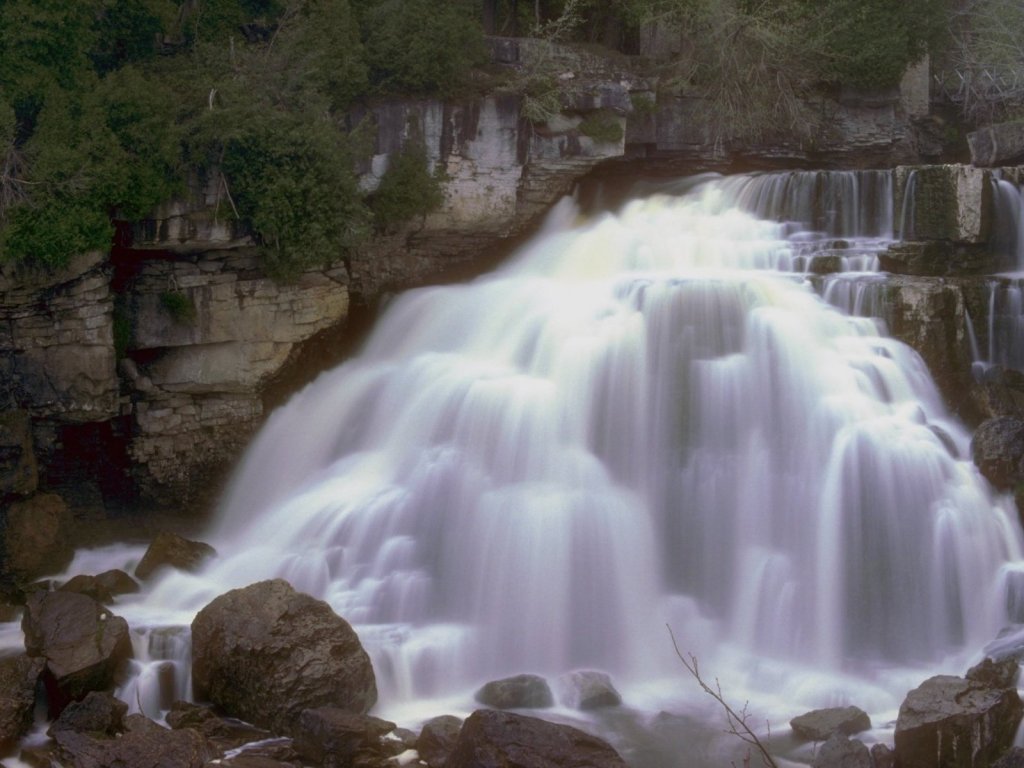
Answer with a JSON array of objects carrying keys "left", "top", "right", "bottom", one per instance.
[
  {"left": 2, "top": 493, "right": 74, "bottom": 582},
  {"left": 191, "top": 579, "right": 377, "bottom": 735},
  {"left": 790, "top": 706, "right": 871, "bottom": 741},
  {"left": 134, "top": 532, "right": 216, "bottom": 580},
  {"left": 0, "top": 654, "right": 44, "bottom": 748},
  {"left": 894, "top": 673, "right": 1023, "bottom": 768},
  {"left": 966, "top": 657, "right": 1019, "bottom": 689},
  {"left": 51, "top": 713, "right": 212, "bottom": 768},
  {"left": 871, "top": 743, "right": 895, "bottom": 768},
  {"left": 895, "top": 164, "right": 992, "bottom": 245},
  {"left": 446, "top": 709, "right": 628, "bottom": 768},
  {"left": 972, "top": 417, "right": 1024, "bottom": 491},
  {"left": 811, "top": 734, "right": 872, "bottom": 768},
  {"left": 417, "top": 715, "right": 463, "bottom": 767},
  {"left": 474, "top": 673, "right": 553, "bottom": 709},
  {"left": 166, "top": 701, "right": 275, "bottom": 754},
  {"left": 556, "top": 670, "right": 622, "bottom": 710},
  {"left": 968, "top": 122, "right": 1024, "bottom": 167},
  {"left": 0, "top": 410, "right": 37, "bottom": 498},
  {"left": 807, "top": 254, "right": 844, "bottom": 275},
  {"left": 94, "top": 569, "right": 139, "bottom": 597},
  {"left": 994, "top": 747, "right": 1024, "bottom": 768},
  {"left": 58, "top": 576, "right": 113, "bottom": 605},
  {"left": 292, "top": 707, "right": 396, "bottom": 768},
  {"left": 21, "top": 590, "right": 132, "bottom": 708},
  {"left": 48, "top": 691, "right": 127, "bottom": 736}
]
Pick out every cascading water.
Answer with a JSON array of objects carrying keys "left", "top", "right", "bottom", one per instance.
[{"left": 9, "top": 171, "right": 1024, "bottom": 765}]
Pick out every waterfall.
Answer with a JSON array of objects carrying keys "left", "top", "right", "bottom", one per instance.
[
  {"left": 992, "top": 177, "right": 1024, "bottom": 273},
  {"left": 11, "top": 172, "right": 1024, "bottom": 757}
]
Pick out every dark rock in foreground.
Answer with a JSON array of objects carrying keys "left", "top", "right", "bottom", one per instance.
[
  {"left": 790, "top": 705, "right": 871, "bottom": 741},
  {"left": 191, "top": 579, "right": 376, "bottom": 735},
  {"left": 135, "top": 532, "right": 216, "bottom": 580},
  {"left": 166, "top": 700, "right": 274, "bottom": 755},
  {"left": 95, "top": 569, "right": 140, "bottom": 597},
  {"left": 22, "top": 591, "right": 132, "bottom": 709},
  {"left": 894, "top": 671, "right": 1023, "bottom": 768},
  {"left": 417, "top": 715, "right": 463, "bottom": 767},
  {"left": 972, "top": 417, "right": 1024, "bottom": 490},
  {"left": 446, "top": 709, "right": 628, "bottom": 768},
  {"left": 967, "top": 657, "right": 1020, "bottom": 690},
  {"left": 292, "top": 707, "right": 397, "bottom": 768},
  {"left": 48, "top": 691, "right": 126, "bottom": 736},
  {"left": 51, "top": 712, "right": 212, "bottom": 768},
  {"left": 474, "top": 673, "right": 553, "bottom": 709},
  {"left": 2, "top": 493, "right": 73, "bottom": 582},
  {"left": 0, "top": 654, "right": 44, "bottom": 748}
]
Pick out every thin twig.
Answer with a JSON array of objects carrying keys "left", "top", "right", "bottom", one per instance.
[{"left": 667, "top": 625, "right": 779, "bottom": 768}]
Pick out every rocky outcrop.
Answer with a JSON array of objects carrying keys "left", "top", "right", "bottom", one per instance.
[
  {"left": 190, "top": 579, "right": 377, "bottom": 735},
  {"left": 895, "top": 165, "right": 993, "bottom": 245},
  {"left": 22, "top": 591, "right": 133, "bottom": 709},
  {"left": 894, "top": 670, "right": 1023, "bottom": 768},
  {"left": 969, "top": 122, "right": 1024, "bottom": 167},
  {"left": 972, "top": 417, "right": 1024, "bottom": 490},
  {"left": 474, "top": 673, "right": 554, "bottom": 709},
  {"left": 134, "top": 532, "right": 215, "bottom": 580},
  {"left": 790, "top": 706, "right": 871, "bottom": 742},
  {"left": 446, "top": 709, "right": 628, "bottom": 768},
  {"left": 0, "top": 654, "right": 44, "bottom": 748}
]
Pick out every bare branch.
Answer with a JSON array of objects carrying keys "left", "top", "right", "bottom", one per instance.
[{"left": 667, "top": 625, "right": 779, "bottom": 768}]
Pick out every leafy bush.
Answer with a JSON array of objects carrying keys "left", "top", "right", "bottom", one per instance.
[
  {"left": 578, "top": 111, "right": 624, "bottom": 143},
  {"left": 369, "top": 142, "right": 446, "bottom": 230},
  {"left": 361, "top": 0, "right": 487, "bottom": 96},
  {"left": 160, "top": 291, "right": 197, "bottom": 323}
]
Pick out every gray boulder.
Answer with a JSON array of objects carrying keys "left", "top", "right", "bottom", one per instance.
[
  {"left": 556, "top": 670, "right": 622, "bottom": 710},
  {"left": 417, "top": 715, "right": 463, "bottom": 767},
  {"left": 474, "top": 674, "right": 553, "bottom": 709},
  {"left": 135, "top": 532, "right": 216, "bottom": 580},
  {"left": 0, "top": 654, "right": 44, "bottom": 748},
  {"left": 812, "top": 734, "right": 872, "bottom": 768},
  {"left": 446, "top": 709, "right": 628, "bottom": 768},
  {"left": 790, "top": 706, "right": 871, "bottom": 741},
  {"left": 191, "top": 579, "right": 377, "bottom": 735},
  {"left": 894, "top": 673, "right": 1023, "bottom": 768},
  {"left": 22, "top": 591, "right": 132, "bottom": 707}
]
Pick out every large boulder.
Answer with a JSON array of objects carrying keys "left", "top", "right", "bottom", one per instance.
[
  {"left": 417, "top": 715, "right": 463, "bottom": 768},
  {"left": 972, "top": 417, "right": 1024, "bottom": 491},
  {"left": 790, "top": 706, "right": 871, "bottom": 742},
  {"left": 51, "top": 712, "right": 212, "bottom": 768},
  {"left": 894, "top": 673, "right": 1023, "bottom": 768},
  {"left": 2, "top": 493, "right": 74, "bottom": 582},
  {"left": 134, "top": 532, "right": 216, "bottom": 580},
  {"left": 446, "top": 709, "right": 628, "bottom": 768},
  {"left": 0, "top": 654, "right": 44, "bottom": 748},
  {"left": 292, "top": 707, "right": 397, "bottom": 768},
  {"left": 48, "top": 691, "right": 127, "bottom": 736},
  {"left": 191, "top": 579, "right": 377, "bottom": 735},
  {"left": 474, "top": 674, "right": 553, "bottom": 709},
  {"left": 21, "top": 591, "right": 132, "bottom": 708}
]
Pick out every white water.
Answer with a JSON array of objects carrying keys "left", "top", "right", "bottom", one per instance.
[{"left": 9, "top": 173, "right": 1024, "bottom": 765}]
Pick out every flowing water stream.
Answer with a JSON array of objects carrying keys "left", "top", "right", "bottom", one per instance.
[{"left": 8, "top": 172, "right": 1024, "bottom": 766}]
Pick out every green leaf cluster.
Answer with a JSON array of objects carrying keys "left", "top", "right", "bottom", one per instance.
[{"left": 368, "top": 141, "right": 445, "bottom": 231}]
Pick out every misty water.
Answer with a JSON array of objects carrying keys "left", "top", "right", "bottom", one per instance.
[{"left": 9, "top": 171, "right": 1024, "bottom": 767}]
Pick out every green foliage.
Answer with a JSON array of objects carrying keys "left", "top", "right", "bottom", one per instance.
[
  {"left": 160, "top": 290, "right": 197, "bottom": 323},
  {"left": 578, "top": 110, "right": 624, "bottom": 143},
  {"left": 519, "top": 73, "right": 563, "bottom": 124},
  {"left": 90, "top": 0, "right": 176, "bottom": 74},
  {"left": 0, "top": 195, "right": 112, "bottom": 268},
  {"left": 369, "top": 142, "right": 445, "bottom": 230},
  {"left": 361, "top": 0, "right": 487, "bottom": 96}
]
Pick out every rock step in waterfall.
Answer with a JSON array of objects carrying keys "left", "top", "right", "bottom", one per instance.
[{"left": 3, "top": 167, "right": 1024, "bottom": 768}]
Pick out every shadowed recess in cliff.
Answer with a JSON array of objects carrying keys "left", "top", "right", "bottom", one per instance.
[{"left": 102, "top": 173, "right": 1024, "bottom": 735}]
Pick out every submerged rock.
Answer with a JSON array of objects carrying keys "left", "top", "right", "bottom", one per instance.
[
  {"left": 894, "top": 672, "right": 1023, "bottom": 768},
  {"left": 790, "top": 706, "right": 871, "bottom": 742},
  {"left": 191, "top": 579, "right": 377, "bottom": 735},
  {"left": 446, "top": 709, "right": 628, "bottom": 768},
  {"left": 474, "top": 673, "right": 554, "bottom": 709},
  {"left": 21, "top": 591, "right": 132, "bottom": 710},
  {"left": 417, "top": 715, "right": 463, "bottom": 768},
  {"left": 134, "top": 532, "right": 216, "bottom": 580},
  {"left": 0, "top": 654, "right": 44, "bottom": 748},
  {"left": 555, "top": 670, "right": 622, "bottom": 710}
]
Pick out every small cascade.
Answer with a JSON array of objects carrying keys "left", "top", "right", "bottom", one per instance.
[
  {"left": 992, "top": 176, "right": 1024, "bottom": 272},
  {"left": 980, "top": 279, "right": 1024, "bottom": 374},
  {"left": 898, "top": 170, "right": 918, "bottom": 241}
]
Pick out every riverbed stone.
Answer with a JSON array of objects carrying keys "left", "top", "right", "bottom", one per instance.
[
  {"left": 21, "top": 590, "right": 132, "bottom": 709},
  {"left": 474, "top": 674, "right": 554, "bottom": 709},
  {"left": 894, "top": 673, "right": 1023, "bottom": 768},
  {"left": 48, "top": 691, "right": 127, "bottom": 736},
  {"left": 790, "top": 706, "right": 871, "bottom": 741},
  {"left": 417, "top": 715, "right": 463, "bottom": 767},
  {"left": 0, "top": 654, "right": 44, "bottom": 748},
  {"left": 134, "top": 532, "right": 216, "bottom": 580},
  {"left": 556, "top": 670, "right": 622, "bottom": 710},
  {"left": 812, "top": 734, "right": 872, "bottom": 768},
  {"left": 94, "top": 569, "right": 140, "bottom": 597},
  {"left": 191, "top": 579, "right": 377, "bottom": 735},
  {"left": 446, "top": 709, "right": 628, "bottom": 768},
  {"left": 51, "top": 712, "right": 212, "bottom": 768}
]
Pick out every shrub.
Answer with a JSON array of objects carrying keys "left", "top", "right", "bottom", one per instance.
[
  {"left": 369, "top": 142, "right": 446, "bottom": 230},
  {"left": 578, "top": 110, "right": 624, "bottom": 143},
  {"left": 160, "top": 291, "right": 197, "bottom": 324}
]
